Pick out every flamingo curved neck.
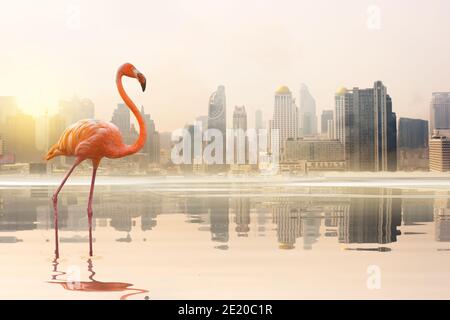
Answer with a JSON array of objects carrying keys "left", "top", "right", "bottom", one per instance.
[{"left": 116, "top": 72, "right": 147, "bottom": 157}]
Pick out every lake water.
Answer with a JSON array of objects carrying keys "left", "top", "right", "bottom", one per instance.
[{"left": 1, "top": 176, "right": 450, "bottom": 299}]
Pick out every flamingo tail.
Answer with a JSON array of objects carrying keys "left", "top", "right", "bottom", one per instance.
[{"left": 44, "top": 144, "right": 63, "bottom": 161}]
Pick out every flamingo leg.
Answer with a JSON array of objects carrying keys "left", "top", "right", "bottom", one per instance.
[
  {"left": 52, "top": 157, "right": 83, "bottom": 258},
  {"left": 87, "top": 160, "right": 99, "bottom": 256}
]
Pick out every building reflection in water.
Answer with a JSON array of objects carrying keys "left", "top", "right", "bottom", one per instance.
[
  {"left": 272, "top": 204, "right": 302, "bottom": 250},
  {"left": 434, "top": 195, "right": 450, "bottom": 242},
  {"left": 231, "top": 198, "right": 250, "bottom": 237},
  {"left": 338, "top": 189, "right": 402, "bottom": 244},
  {"left": 209, "top": 198, "right": 229, "bottom": 248},
  {"left": 402, "top": 196, "right": 434, "bottom": 225},
  {"left": 3, "top": 186, "right": 450, "bottom": 250}
]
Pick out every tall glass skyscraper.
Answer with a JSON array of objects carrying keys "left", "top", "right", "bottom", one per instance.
[
  {"left": 430, "top": 92, "right": 450, "bottom": 133},
  {"left": 207, "top": 85, "right": 227, "bottom": 170},
  {"left": 299, "top": 84, "right": 317, "bottom": 136},
  {"left": 232, "top": 106, "right": 248, "bottom": 164},
  {"left": 334, "top": 81, "right": 397, "bottom": 171},
  {"left": 272, "top": 86, "right": 298, "bottom": 155}
]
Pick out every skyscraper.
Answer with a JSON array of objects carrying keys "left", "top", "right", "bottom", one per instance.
[
  {"left": 111, "top": 103, "right": 137, "bottom": 145},
  {"left": 159, "top": 131, "right": 172, "bottom": 166},
  {"left": 232, "top": 106, "right": 247, "bottom": 164},
  {"left": 398, "top": 117, "right": 429, "bottom": 171},
  {"left": 430, "top": 92, "right": 450, "bottom": 133},
  {"left": 233, "top": 106, "right": 247, "bottom": 130},
  {"left": 299, "top": 84, "right": 317, "bottom": 136},
  {"left": 398, "top": 118, "right": 429, "bottom": 149},
  {"left": 334, "top": 81, "right": 397, "bottom": 171},
  {"left": 141, "top": 106, "right": 160, "bottom": 164},
  {"left": 385, "top": 94, "right": 398, "bottom": 171},
  {"left": 320, "top": 110, "right": 333, "bottom": 135},
  {"left": 336, "top": 86, "right": 375, "bottom": 171},
  {"left": 111, "top": 103, "right": 130, "bottom": 135},
  {"left": 327, "top": 119, "right": 335, "bottom": 139},
  {"left": 429, "top": 130, "right": 450, "bottom": 172},
  {"left": 272, "top": 86, "right": 298, "bottom": 154},
  {"left": 207, "top": 85, "right": 227, "bottom": 169},
  {"left": 334, "top": 87, "right": 348, "bottom": 144},
  {"left": 255, "top": 109, "right": 264, "bottom": 130}
]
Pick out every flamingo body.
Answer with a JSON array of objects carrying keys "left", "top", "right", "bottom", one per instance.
[{"left": 45, "top": 119, "right": 126, "bottom": 162}]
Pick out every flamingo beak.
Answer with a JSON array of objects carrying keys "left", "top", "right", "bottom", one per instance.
[{"left": 137, "top": 73, "right": 146, "bottom": 92}]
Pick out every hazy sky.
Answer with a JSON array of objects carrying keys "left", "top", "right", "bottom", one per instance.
[{"left": 1, "top": 0, "right": 450, "bottom": 132}]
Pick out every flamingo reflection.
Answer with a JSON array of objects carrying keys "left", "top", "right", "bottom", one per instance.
[
  {"left": 50, "top": 219, "right": 147, "bottom": 300},
  {"left": 49, "top": 256, "right": 148, "bottom": 300}
]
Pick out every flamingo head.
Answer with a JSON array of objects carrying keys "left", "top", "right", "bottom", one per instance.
[{"left": 120, "top": 63, "right": 147, "bottom": 92}]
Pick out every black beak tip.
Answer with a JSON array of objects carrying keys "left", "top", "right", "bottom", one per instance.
[{"left": 141, "top": 81, "right": 146, "bottom": 92}]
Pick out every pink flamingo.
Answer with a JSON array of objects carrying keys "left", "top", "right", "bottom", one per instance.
[{"left": 45, "top": 63, "right": 147, "bottom": 256}]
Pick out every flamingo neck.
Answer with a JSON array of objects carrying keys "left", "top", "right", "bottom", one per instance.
[{"left": 116, "top": 72, "right": 147, "bottom": 157}]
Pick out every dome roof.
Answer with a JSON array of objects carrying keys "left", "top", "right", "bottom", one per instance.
[
  {"left": 335, "top": 86, "right": 347, "bottom": 95},
  {"left": 275, "top": 85, "right": 290, "bottom": 94}
]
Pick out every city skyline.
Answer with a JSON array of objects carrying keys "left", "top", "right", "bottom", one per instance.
[
  {"left": 0, "top": 80, "right": 444, "bottom": 135},
  {"left": 0, "top": 84, "right": 442, "bottom": 173}
]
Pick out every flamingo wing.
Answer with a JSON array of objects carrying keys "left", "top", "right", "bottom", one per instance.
[{"left": 45, "top": 119, "right": 124, "bottom": 161}]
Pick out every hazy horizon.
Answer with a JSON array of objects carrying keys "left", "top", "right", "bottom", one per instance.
[{"left": 1, "top": 0, "right": 450, "bottom": 132}]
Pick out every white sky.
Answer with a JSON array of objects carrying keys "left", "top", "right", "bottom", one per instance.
[{"left": 1, "top": 0, "right": 449, "bottom": 131}]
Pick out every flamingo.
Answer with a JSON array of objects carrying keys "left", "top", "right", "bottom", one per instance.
[{"left": 45, "top": 62, "right": 147, "bottom": 256}]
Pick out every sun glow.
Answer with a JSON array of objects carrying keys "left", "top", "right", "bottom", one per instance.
[{"left": 17, "top": 88, "right": 58, "bottom": 116}]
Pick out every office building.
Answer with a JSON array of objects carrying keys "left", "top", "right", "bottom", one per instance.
[
  {"left": 430, "top": 92, "right": 450, "bottom": 133},
  {"left": 334, "top": 81, "right": 397, "bottom": 171},
  {"left": 429, "top": 130, "right": 450, "bottom": 172},
  {"left": 207, "top": 85, "right": 227, "bottom": 170},
  {"left": 321, "top": 110, "right": 333, "bottom": 135},
  {"left": 232, "top": 106, "right": 248, "bottom": 164},
  {"left": 398, "top": 118, "right": 429, "bottom": 149},
  {"left": 271, "top": 86, "right": 298, "bottom": 154},
  {"left": 299, "top": 84, "right": 317, "bottom": 136},
  {"left": 284, "top": 138, "right": 344, "bottom": 162},
  {"left": 141, "top": 106, "right": 160, "bottom": 163}
]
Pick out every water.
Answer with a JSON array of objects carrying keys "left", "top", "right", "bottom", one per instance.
[{"left": 1, "top": 176, "right": 450, "bottom": 299}]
